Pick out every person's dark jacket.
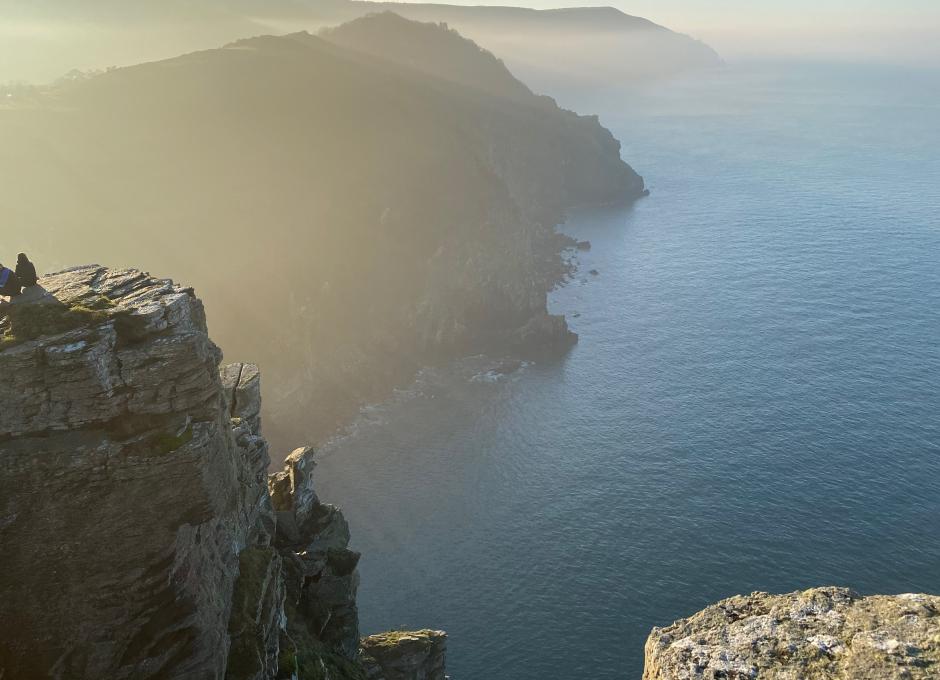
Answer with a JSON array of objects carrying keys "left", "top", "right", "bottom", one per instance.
[
  {"left": 0, "top": 267, "right": 21, "bottom": 297},
  {"left": 16, "top": 259, "right": 37, "bottom": 288}
]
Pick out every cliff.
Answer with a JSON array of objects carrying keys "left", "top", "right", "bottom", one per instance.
[
  {"left": 643, "top": 587, "right": 940, "bottom": 679},
  {"left": 0, "top": 266, "right": 444, "bottom": 680},
  {"left": 3, "top": 0, "right": 721, "bottom": 86},
  {"left": 341, "top": 3, "right": 723, "bottom": 92},
  {"left": 1, "top": 15, "right": 644, "bottom": 453}
]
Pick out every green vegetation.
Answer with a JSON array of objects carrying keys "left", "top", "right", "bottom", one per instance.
[
  {"left": 227, "top": 546, "right": 365, "bottom": 680},
  {"left": 151, "top": 425, "right": 194, "bottom": 455},
  {"left": 0, "top": 302, "right": 110, "bottom": 348},
  {"left": 276, "top": 636, "right": 366, "bottom": 680},
  {"left": 362, "top": 629, "right": 440, "bottom": 650},
  {"left": 226, "top": 547, "right": 279, "bottom": 680},
  {"left": 83, "top": 294, "right": 117, "bottom": 311},
  {"left": 275, "top": 557, "right": 366, "bottom": 680},
  {"left": 0, "top": 14, "right": 643, "bottom": 445},
  {"left": 0, "top": 295, "right": 153, "bottom": 351}
]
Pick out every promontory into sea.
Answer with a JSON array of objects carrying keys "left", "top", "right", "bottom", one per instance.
[
  {"left": 2, "top": 4, "right": 938, "bottom": 679},
  {"left": 0, "top": 12, "right": 647, "bottom": 454},
  {"left": 2, "top": 267, "right": 937, "bottom": 679}
]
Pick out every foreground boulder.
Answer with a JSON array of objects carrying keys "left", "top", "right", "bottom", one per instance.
[
  {"left": 644, "top": 587, "right": 940, "bottom": 680},
  {"left": 0, "top": 266, "right": 444, "bottom": 680}
]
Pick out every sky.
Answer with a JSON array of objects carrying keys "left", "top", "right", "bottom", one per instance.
[{"left": 395, "top": 0, "right": 940, "bottom": 62}]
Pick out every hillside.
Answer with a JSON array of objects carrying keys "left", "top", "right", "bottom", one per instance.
[
  {"left": 321, "top": 11, "right": 534, "bottom": 100},
  {"left": 0, "top": 1, "right": 720, "bottom": 88},
  {"left": 346, "top": 2, "right": 722, "bottom": 90},
  {"left": 1, "top": 15, "right": 644, "bottom": 454}
]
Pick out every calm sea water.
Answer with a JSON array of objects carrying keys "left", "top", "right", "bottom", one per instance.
[{"left": 316, "top": 62, "right": 940, "bottom": 679}]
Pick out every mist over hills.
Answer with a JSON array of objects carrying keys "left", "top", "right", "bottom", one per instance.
[
  {"left": 2, "top": 13, "right": 644, "bottom": 453},
  {"left": 345, "top": 2, "right": 722, "bottom": 91},
  {"left": 322, "top": 11, "right": 534, "bottom": 100},
  {"left": 1, "top": 0, "right": 721, "bottom": 89}
]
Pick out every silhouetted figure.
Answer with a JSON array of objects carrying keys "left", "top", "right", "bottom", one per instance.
[
  {"left": 15, "top": 253, "right": 38, "bottom": 288},
  {"left": 0, "top": 264, "right": 21, "bottom": 298}
]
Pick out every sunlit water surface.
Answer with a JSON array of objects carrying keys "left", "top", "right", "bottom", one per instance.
[{"left": 316, "top": 62, "right": 940, "bottom": 679}]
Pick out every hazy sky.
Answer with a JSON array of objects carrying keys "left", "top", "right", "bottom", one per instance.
[{"left": 396, "top": 0, "right": 940, "bottom": 62}]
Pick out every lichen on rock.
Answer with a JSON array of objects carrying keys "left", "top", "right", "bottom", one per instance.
[
  {"left": 360, "top": 630, "right": 447, "bottom": 680},
  {"left": 643, "top": 587, "right": 940, "bottom": 680}
]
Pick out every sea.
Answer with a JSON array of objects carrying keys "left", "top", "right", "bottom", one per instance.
[{"left": 315, "top": 60, "right": 940, "bottom": 678}]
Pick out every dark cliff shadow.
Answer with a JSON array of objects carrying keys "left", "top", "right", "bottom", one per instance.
[{"left": 13, "top": 284, "right": 53, "bottom": 305}]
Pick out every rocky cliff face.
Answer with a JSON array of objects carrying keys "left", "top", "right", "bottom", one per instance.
[
  {"left": 643, "top": 587, "right": 940, "bottom": 680},
  {"left": 0, "top": 266, "right": 443, "bottom": 680},
  {"left": 1, "top": 17, "right": 645, "bottom": 453}
]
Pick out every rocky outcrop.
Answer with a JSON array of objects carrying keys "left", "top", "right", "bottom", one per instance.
[
  {"left": 643, "top": 587, "right": 940, "bottom": 680},
  {"left": 361, "top": 631, "right": 447, "bottom": 680},
  {"left": 0, "top": 266, "right": 259, "bottom": 679},
  {"left": 267, "top": 447, "right": 362, "bottom": 665},
  {"left": 0, "top": 266, "right": 444, "bottom": 680}
]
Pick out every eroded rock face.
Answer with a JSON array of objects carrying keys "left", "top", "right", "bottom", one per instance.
[
  {"left": 360, "top": 630, "right": 447, "bottom": 680},
  {"left": 643, "top": 587, "right": 940, "bottom": 680},
  {"left": 0, "top": 266, "right": 269, "bottom": 679},
  {"left": 0, "top": 266, "right": 442, "bottom": 680},
  {"left": 268, "top": 446, "right": 362, "bottom": 665}
]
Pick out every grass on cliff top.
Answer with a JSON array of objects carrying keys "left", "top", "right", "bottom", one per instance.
[
  {"left": 0, "top": 300, "right": 110, "bottom": 348},
  {"left": 361, "top": 629, "right": 441, "bottom": 650},
  {"left": 0, "top": 295, "right": 150, "bottom": 350}
]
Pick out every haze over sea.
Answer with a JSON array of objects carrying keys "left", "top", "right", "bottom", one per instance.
[{"left": 317, "top": 61, "right": 940, "bottom": 678}]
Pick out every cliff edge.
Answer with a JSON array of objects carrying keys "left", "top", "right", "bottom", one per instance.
[
  {"left": 644, "top": 587, "right": 940, "bottom": 680},
  {"left": 0, "top": 266, "right": 444, "bottom": 680}
]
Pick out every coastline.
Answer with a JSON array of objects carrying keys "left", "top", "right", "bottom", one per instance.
[{"left": 265, "top": 188, "right": 647, "bottom": 458}]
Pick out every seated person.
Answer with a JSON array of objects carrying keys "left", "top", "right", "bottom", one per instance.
[
  {"left": 16, "top": 253, "right": 38, "bottom": 289},
  {"left": 0, "top": 264, "right": 21, "bottom": 299}
]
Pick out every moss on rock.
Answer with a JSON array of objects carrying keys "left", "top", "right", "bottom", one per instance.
[
  {"left": 226, "top": 546, "right": 283, "bottom": 680},
  {"left": 151, "top": 425, "right": 194, "bottom": 455},
  {"left": 0, "top": 302, "right": 109, "bottom": 347},
  {"left": 0, "top": 293, "right": 151, "bottom": 351}
]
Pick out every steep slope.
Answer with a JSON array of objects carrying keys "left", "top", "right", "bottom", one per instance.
[
  {"left": 0, "top": 266, "right": 444, "bottom": 680},
  {"left": 321, "top": 11, "right": 534, "bottom": 100},
  {"left": 1, "top": 16, "right": 643, "bottom": 453},
  {"left": 344, "top": 2, "right": 722, "bottom": 89},
  {"left": 0, "top": 0, "right": 720, "bottom": 87}
]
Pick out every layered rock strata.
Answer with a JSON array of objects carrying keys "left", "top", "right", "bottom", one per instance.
[{"left": 0, "top": 266, "right": 442, "bottom": 680}]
